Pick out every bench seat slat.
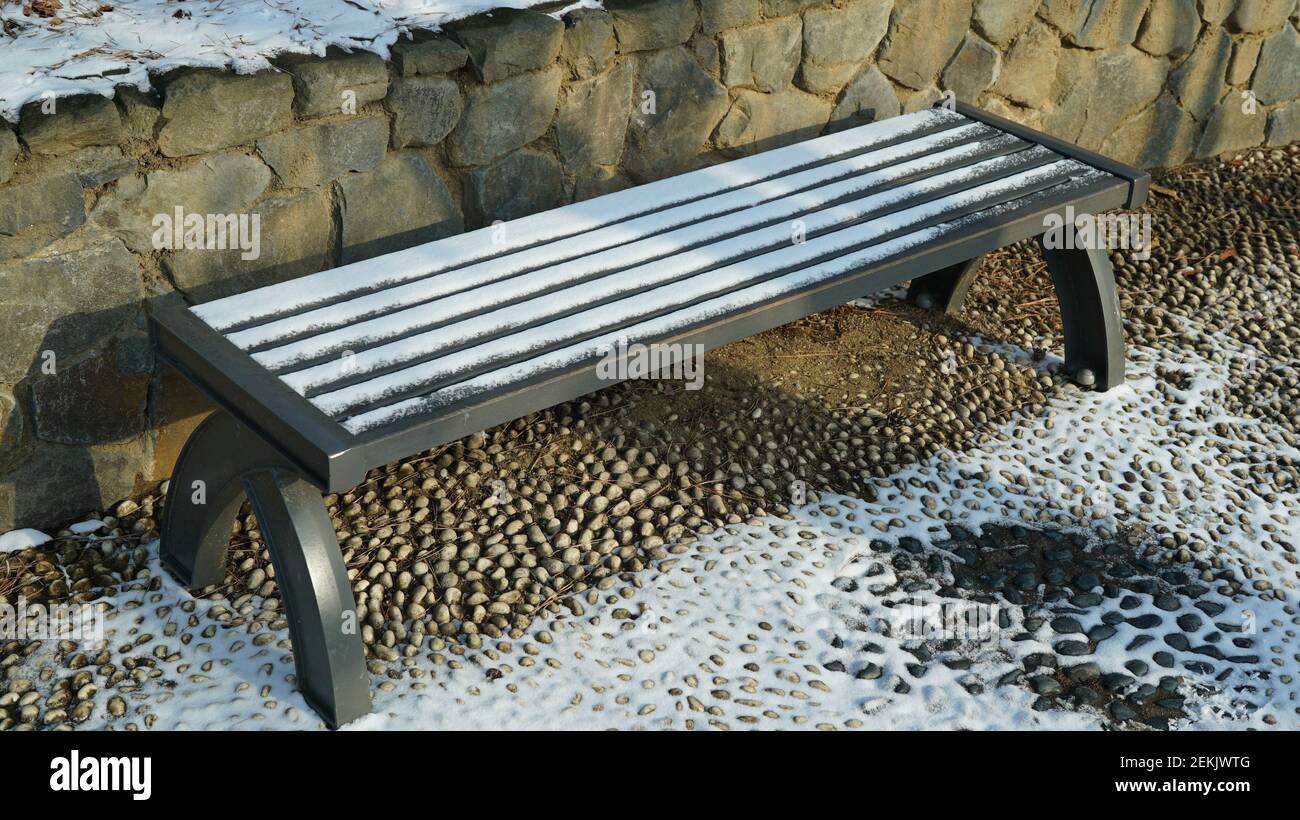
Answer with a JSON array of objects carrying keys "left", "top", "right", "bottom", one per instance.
[
  {"left": 226, "top": 121, "right": 1003, "bottom": 353},
  {"left": 283, "top": 146, "right": 1067, "bottom": 402},
  {"left": 339, "top": 169, "right": 1112, "bottom": 434},
  {"left": 316, "top": 160, "right": 1105, "bottom": 426},
  {"left": 194, "top": 108, "right": 974, "bottom": 334},
  {"left": 252, "top": 132, "right": 1033, "bottom": 372}
]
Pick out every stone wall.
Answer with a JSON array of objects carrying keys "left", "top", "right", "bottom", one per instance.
[{"left": 2, "top": 0, "right": 1299, "bottom": 530}]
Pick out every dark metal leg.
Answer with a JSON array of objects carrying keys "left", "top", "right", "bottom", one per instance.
[
  {"left": 907, "top": 255, "right": 984, "bottom": 313},
  {"left": 159, "top": 409, "right": 369, "bottom": 728},
  {"left": 160, "top": 411, "right": 269, "bottom": 587},
  {"left": 242, "top": 469, "right": 370, "bottom": 728},
  {"left": 1040, "top": 230, "right": 1125, "bottom": 391}
]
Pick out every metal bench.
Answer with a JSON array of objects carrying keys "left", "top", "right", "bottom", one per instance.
[{"left": 149, "top": 103, "right": 1149, "bottom": 727}]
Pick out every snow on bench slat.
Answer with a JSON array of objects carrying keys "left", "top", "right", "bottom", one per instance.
[
  {"left": 339, "top": 169, "right": 1110, "bottom": 433},
  {"left": 232, "top": 124, "right": 999, "bottom": 354},
  {"left": 313, "top": 160, "right": 1098, "bottom": 420},
  {"left": 281, "top": 146, "right": 1060, "bottom": 394},
  {"left": 254, "top": 133, "right": 1032, "bottom": 371},
  {"left": 226, "top": 121, "right": 988, "bottom": 351},
  {"left": 193, "top": 109, "right": 969, "bottom": 332}
]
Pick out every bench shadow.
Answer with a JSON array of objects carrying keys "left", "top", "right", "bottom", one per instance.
[
  {"left": 1, "top": 299, "right": 153, "bottom": 530},
  {"left": 2, "top": 212, "right": 459, "bottom": 527}
]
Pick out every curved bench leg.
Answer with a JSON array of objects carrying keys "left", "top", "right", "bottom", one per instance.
[
  {"left": 907, "top": 255, "right": 984, "bottom": 313},
  {"left": 159, "top": 409, "right": 369, "bottom": 728},
  {"left": 1040, "top": 230, "right": 1125, "bottom": 391},
  {"left": 159, "top": 411, "right": 261, "bottom": 587},
  {"left": 242, "top": 469, "right": 370, "bottom": 728}
]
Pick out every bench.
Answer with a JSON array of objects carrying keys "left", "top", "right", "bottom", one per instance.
[{"left": 149, "top": 103, "right": 1150, "bottom": 727}]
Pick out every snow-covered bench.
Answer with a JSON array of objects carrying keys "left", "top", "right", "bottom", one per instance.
[{"left": 148, "top": 103, "right": 1149, "bottom": 727}]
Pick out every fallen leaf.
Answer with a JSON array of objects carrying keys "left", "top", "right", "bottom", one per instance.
[{"left": 30, "top": 0, "right": 62, "bottom": 18}]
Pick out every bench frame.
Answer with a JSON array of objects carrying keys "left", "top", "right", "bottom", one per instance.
[{"left": 149, "top": 102, "right": 1149, "bottom": 727}]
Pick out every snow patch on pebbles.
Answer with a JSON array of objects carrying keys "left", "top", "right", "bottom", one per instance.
[{"left": 0, "top": 528, "right": 51, "bottom": 553}]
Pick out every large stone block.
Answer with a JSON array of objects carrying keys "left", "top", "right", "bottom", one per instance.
[
  {"left": 799, "top": 0, "right": 893, "bottom": 94},
  {"left": 464, "top": 149, "right": 567, "bottom": 226},
  {"left": 163, "top": 188, "right": 334, "bottom": 302},
  {"left": 1198, "top": 0, "right": 1235, "bottom": 24},
  {"left": 900, "top": 86, "right": 945, "bottom": 114},
  {"left": 446, "top": 10, "right": 565, "bottom": 83},
  {"left": 1196, "top": 93, "right": 1268, "bottom": 156},
  {"left": 0, "top": 435, "right": 152, "bottom": 531},
  {"left": 1100, "top": 93, "right": 1199, "bottom": 168},
  {"left": 972, "top": 0, "right": 1040, "bottom": 45},
  {"left": 1040, "top": 0, "right": 1150, "bottom": 49},
  {"left": 573, "top": 166, "right": 633, "bottom": 201},
  {"left": 158, "top": 70, "right": 294, "bottom": 157},
  {"left": 1230, "top": 0, "right": 1296, "bottom": 32},
  {"left": 57, "top": 146, "right": 135, "bottom": 188},
  {"left": 623, "top": 47, "right": 729, "bottom": 181},
  {"left": 981, "top": 95, "right": 1046, "bottom": 130},
  {"left": 91, "top": 152, "right": 271, "bottom": 253},
  {"left": 257, "top": 116, "right": 389, "bottom": 187},
  {"left": 338, "top": 151, "right": 463, "bottom": 264},
  {"left": 281, "top": 52, "right": 389, "bottom": 117},
  {"left": 30, "top": 342, "right": 150, "bottom": 445},
  {"left": 446, "top": 66, "right": 563, "bottom": 167},
  {"left": 829, "top": 65, "right": 901, "bottom": 131},
  {"left": 149, "top": 362, "right": 213, "bottom": 483},
  {"left": 761, "top": 0, "right": 823, "bottom": 16},
  {"left": 721, "top": 17, "right": 802, "bottom": 92},
  {"left": 1252, "top": 24, "right": 1300, "bottom": 104},
  {"left": 557, "top": 61, "right": 635, "bottom": 169},
  {"left": 1136, "top": 0, "right": 1200, "bottom": 57},
  {"left": 562, "top": 9, "right": 618, "bottom": 79},
  {"left": 115, "top": 86, "right": 161, "bottom": 142},
  {"left": 607, "top": 0, "right": 699, "bottom": 53},
  {"left": 385, "top": 76, "right": 464, "bottom": 148},
  {"left": 1170, "top": 27, "right": 1234, "bottom": 119},
  {"left": 18, "top": 95, "right": 125, "bottom": 156},
  {"left": 878, "top": 0, "right": 973, "bottom": 90},
  {"left": 699, "top": 0, "right": 763, "bottom": 33},
  {"left": 715, "top": 87, "right": 832, "bottom": 153},
  {"left": 1267, "top": 100, "right": 1300, "bottom": 145},
  {"left": 1228, "top": 37, "right": 1263, "bottom": 85},
  {"left": 0, "top": 230, "right": 143, "bottom": 384},
  {"left": 942, "top": 34, "right": 1001, "bottom": 103},
  {"left": 1043, "top": 45, "right": 1167, "bottom": 150},
  {"left": 690, "top": 32, "right": 722, "bottom": 75},
  {"left": 0, "top": 173, "right": 85, "bottom": 261},
  {"left": 0, "top": 127, "right": 16, "bottom": 185},
  {"left": 0, "top": 386, "right": 24, "bottom": 470},
  {"left": 393, "top": 35, "right": 470, "bottom": 76},
  {"left": 991, "top": 21, "right": 1060, "bottom": 108}
]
